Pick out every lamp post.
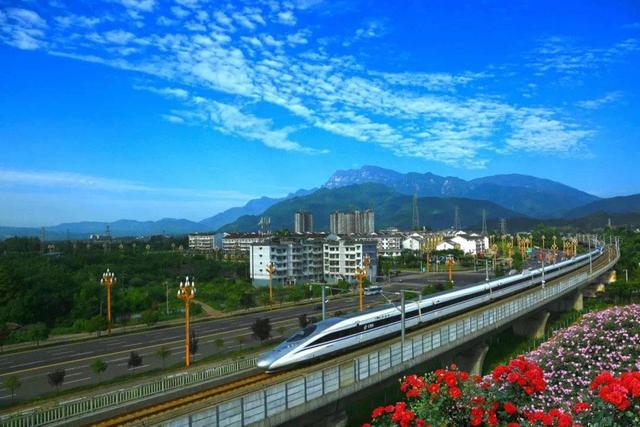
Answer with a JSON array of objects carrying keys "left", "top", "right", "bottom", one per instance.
[
  {"left": 177, "top": 276, "right": 196, "bottom": 368},
  {"left": 355, "top": 256, "right": 370, "bottom": 312},
  {"left": 265, "top": 263, "right": 276, "bottom": 306},
  {"left": 100, "top": 269, "right": 116, "bottom": 336},
  {"left": 446, "top": 255, "right": 455, "bottom": 284},
  {"left": 394, "top": 289, "right": 422, "bottom": 350}
]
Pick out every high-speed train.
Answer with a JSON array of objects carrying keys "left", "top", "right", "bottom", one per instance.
[{"left": 257, "top": 246, "right": 604, "bottom": 371}]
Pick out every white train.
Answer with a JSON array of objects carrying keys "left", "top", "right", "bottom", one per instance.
[{"left": 257, "top": 247, "right": 604, "bottom": 371}]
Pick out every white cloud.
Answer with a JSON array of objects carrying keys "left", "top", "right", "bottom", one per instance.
[
  {"left": 277, "top": 10, "right": 296, "bottom": 26},
  {"left": 0, "top": 3, "right": 605, "bottom": 168},
  {"left": 576, "top": 91, "right": 623, "bottom": 109},
  {"left": 0, "top": 167, "right": 253, "bottom": 200},
  {"left": 119, "top": 0, "right": 155, "bottom": 12},
  {"left": 0, "top": 8, "right": 47, "bottom": 50},
  {"left": 530, "top": 36, "right": 640, "bottom": 76}
]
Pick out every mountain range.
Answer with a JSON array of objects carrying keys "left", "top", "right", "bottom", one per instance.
[
  {"left": 323, "top": 166, "right": 598, "bottom": 218},
  {"left": 1, "top": 166, "right": 638, "bottom": 240}
]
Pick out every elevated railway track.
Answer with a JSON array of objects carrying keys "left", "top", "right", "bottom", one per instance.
[{"left": 88, "top": 245, "right": 618, "bottom": 427}]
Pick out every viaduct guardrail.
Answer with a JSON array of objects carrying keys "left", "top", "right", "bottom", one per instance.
[
  {"left": 0, "top": 357, "right": 257, "bottom": 427},
  {"left": 151, "top": 246, "right": 618, "bottom": 427}
]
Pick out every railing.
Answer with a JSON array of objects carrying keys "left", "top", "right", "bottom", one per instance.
[
  {"left": 0, "top": 357, "right": 258, "bottom": 427},
  {"left": 162, "top": 250, "right": 617, "bottom": 427}
]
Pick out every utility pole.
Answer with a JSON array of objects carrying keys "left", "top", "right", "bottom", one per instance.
[
  {"left": 400, "top": 290, "right": 405, "bottom": 348},
  {"left": 485, "top": 259, "right": 489, "bottom": 281},
  {"left": 321, "top": 286, "right": 326, "bottom": 321}
]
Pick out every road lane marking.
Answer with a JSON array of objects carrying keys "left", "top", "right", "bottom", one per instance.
[{"left": 65, "top": 377, "right": 90, "bottom": 385}]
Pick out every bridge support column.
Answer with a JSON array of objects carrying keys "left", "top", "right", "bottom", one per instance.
[
  {"left": 549, "top": 291, "right": 583, "bottom": 313},
  {"left": 512, "top": 311, "right": 550, "bottom": 339},
  {"left": 452, "top": 344, "right": 489, "bottom": 376}
]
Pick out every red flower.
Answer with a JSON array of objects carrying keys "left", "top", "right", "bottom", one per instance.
[
  {"left": 504, "top": 401, "right": 517, "bottom": 415},
  {"left": 448, "top": 386, "right": 461, "bottom": 399},
  {"left": 572, "top": 402, "right": 591, "bottom": 414}
]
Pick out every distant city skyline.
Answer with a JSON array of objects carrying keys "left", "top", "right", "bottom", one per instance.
[{"left": 1, "top": 0, "right": 639, "bottom": 226}]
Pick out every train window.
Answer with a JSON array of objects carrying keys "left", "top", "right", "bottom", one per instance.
[{"left": 286, "top": 325, "right": 317, "bottom": 342}]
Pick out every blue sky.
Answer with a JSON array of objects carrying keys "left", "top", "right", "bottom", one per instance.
[{"left": 1, "top": 0, "right": 639, "bottom": 226}]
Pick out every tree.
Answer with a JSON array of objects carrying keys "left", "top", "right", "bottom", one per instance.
[
  {"left": 382, "top": 260, "right": 392, "bottom": 282},
  {"left": 47, "top": 368, "right": 66, "bottom": 392},
  {"left": 141, "top": 309, "right": 160, "bottom": 327},
  {"left": 156, "top": 346, "right": 171, "bottom": 368},
  {"left": 251, "top": 318, "right": 271, "bottom": 343},
  {"left": 25, "top": 323, "right": 49, "bottom": 346},
  {"left": 87, "top": 315, "right": 107, "bottom": 337},
  {"left": 90, "top": 358, "right": 107, "bottom": 383},
  {"left": 189, "top": 329, "right": 199, "bottom": 355},
  {"left": 3, "top": 375, "right": 21, "bottom": 401},
  {"left": 127, "top": 351, "right": 143, "bottom": 373},
  {"left": 298, "top": 314, "right": 310, "bottom": 328}
]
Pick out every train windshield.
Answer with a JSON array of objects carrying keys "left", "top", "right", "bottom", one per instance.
[{"left": 286, "top": 325, "right": 317, "bottom": 342}]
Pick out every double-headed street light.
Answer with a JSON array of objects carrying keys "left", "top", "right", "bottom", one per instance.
[
  {"left": 177, "top": 276, "right": 196, "bottom": 368},
  {"left": 100, "top": 269, "right": 116, "bottom": 336}
]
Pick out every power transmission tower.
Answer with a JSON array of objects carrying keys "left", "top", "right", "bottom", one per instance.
[
  {"left": 481, "top": 209, "right": 487, "bottom": 236},
  {"left": 453, "top": 206, "right": 461, "bottom": 230},
  {"left": 412, "top": 187, "right": 420, "bottom": 230},
  {"left": 259, "top": 216, "right": 271, "bottom": 234},
  {"left": 499, "top": 218, "right": 507, "bottom": 235}
]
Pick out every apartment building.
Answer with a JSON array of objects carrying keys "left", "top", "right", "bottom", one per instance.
[
  {"left": 323, "top": 234, "right": 377, "bottom": 284},
  {"left": 294, "top": 211, "right": 314, "bottom": 233},
  {"left": 188, "top": 233, "right": 217, "bottom": 251},
  {"left": 223, "top": 232, "right": 271, "bottom": 257},
  {"left": 249, "top": 236, "right": 324, "bottom": 286},
  {"left": 329, "top": 209, "right": 375, "bottom": 235}
]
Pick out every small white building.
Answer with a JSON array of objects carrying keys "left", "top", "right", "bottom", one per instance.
[
  {"left": 436, "top": 240, "right": 458, "bottom": 251},
  {"left": 438, "top": 232, "right": 489, "bottom": 255},
  {"left": 188, "top": 233, "right": 216, "bottom": 251},
  {"left": 402, "top": 233, "right": 424, "bottom": 251}
]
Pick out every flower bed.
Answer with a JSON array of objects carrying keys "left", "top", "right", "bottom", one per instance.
[
  {"left": 363, "top": 305, "right": 640, "bottom": 426},
  {"left": 526, "top": 305, "right": 640, "bottom": 411}
]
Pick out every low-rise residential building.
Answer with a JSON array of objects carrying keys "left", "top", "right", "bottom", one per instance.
[
  {"left": 436, "top": 232, "right": 489, "bottom": 255},
  {"left": 188, "top": 233, "right": 217, "bottom": 251},
  {"left": 373, "top": 230, "right": 404, "bottom": 257},
  {"left": 249, "top": 236, "right": 324, "bottom": 286},
  {"left": 402, "top": 233, "right": 425, "bottom": 251},
  {"left": 323, "top": 234, "right": 377, "bottom": 284},
  {"left": 223, "top": 232, "right": 271, "bottom": 257}
]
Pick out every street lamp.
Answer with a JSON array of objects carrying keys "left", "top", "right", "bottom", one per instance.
[
  {"left": 355, "top": 256, "right": 371, "bottom": 312},
  {"left": 100, "top": 269, "right": 116, "bottom": 336},
  {"left": 177, "top": 276, "right": 196, "bottom": 368},
  {"left": 265, "top": 262, "right": 276, "bottom": 306}
]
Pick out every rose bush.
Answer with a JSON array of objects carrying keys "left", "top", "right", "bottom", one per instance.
[{"left": 363, "top": 305, "right": 640, "bottom": 426}]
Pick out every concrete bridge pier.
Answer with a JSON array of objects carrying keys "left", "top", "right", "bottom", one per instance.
[
  {"left": 512, "top": 311, "right": 550, "bottom": 339},
  {"left": 549, "top": 290, "right": 583, "bottom": 313},
  {"left": 451, "top": 344, "right": 490, "bottom": 376}
]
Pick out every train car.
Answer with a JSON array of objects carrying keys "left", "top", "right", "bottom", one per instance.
[{"left": 257, "top": 247, "right": 603, "bottom": 371}]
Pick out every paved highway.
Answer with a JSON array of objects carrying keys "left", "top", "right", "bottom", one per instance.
[
  {"left": 0, "top": 294, "right": 387, "bottom": 402},
  {"left": 0, "top": 271, "right": 490, "bottom": 403}
]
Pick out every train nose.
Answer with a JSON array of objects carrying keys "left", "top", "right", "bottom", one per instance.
[{"left": 257, "top": 356, "right": 272, "bottom": 370}]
